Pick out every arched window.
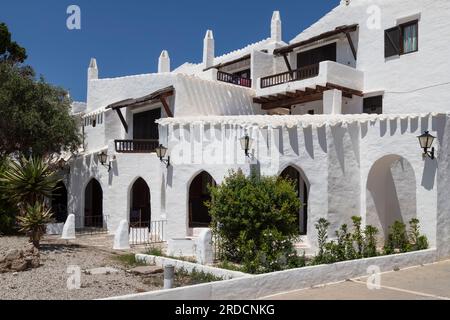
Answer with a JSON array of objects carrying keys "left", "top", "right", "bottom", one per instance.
[
  {"left": 189, "top": 171, "right": 216, "bottom": 228},
  {"left": 280, "top": 166, "right": 309, "bottom": 235},
  {"left": 84, "top": 179, "right": 103, "bottom": 228},
  {"left": 130, "top": 178, "right": 151, "bottom": 228},
  {"left": 51, "top": 182, "right": 68, "bottom": 223}
]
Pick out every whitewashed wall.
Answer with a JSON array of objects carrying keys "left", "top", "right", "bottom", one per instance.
[{"left": 288, "top": 0, "right": 450, "bottom": 114}]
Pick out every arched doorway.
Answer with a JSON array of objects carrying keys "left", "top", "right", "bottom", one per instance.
[
  {"left": 51, "top": 182, "right": 68, "bottom": 223},
  {"left": 84, "top": 179, "right": 103, "bottom": 228},
  {"left": 189, "top": 171, "right": 216, "bottom": 228},
  {"left": 366, "top": 155, "right": 417, "bottom": 239},
  {"left": 130, "top": 178, "right": 151, "bottom": 227},
  {"left": 280, "top": 166, "right": 309, "bottom": 235}
]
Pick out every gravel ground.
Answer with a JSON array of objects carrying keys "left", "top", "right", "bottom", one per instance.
[{"left": 0, "top": 236, "right": 163, "bottom": 300}]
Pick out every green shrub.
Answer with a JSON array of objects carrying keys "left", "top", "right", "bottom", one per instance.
[
  {"left": 383, "top": 221, "right": 409, "bottom": 254},
  {"left": 363, "top": 225, "right": 379, "bottom": 258},
  {"left": 207, "top": 170, "right": 302, "bottom": 274},
  {"left": 408, "top": 218, "right": 429, "bottom": 251},
  {"left": 351, "top": 216, "right": 364, "bottom": 258}
]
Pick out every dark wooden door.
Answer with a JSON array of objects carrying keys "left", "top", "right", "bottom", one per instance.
[
  {"left": 133, "top": 108, "right": 161, "bottom": 140},
  {"left": 297, "top": 42, "right": 336, "bottom": 68},
  {"left": 130, "top": 178, "right": 151, "bottom": 227}
]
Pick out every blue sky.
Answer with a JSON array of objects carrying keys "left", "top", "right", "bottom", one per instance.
[{"left": 0, "top": 0, "right": 339, "bottom": 101}]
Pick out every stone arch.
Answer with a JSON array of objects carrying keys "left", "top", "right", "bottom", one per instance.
[
  {"left": 366, "top": 155, "right": 417, "bottom": 239},
  {"left": 129, "top": 177, "right": 151, "bottom": 227},
  {"left": 84, "top": 178, "right": 103, "bottom": 228},
  {"left": 51, "top": 181, "right": 68, "bottom": 223},
  {"left": 188, "top": 171, "right": 217, "bottom": 228},
  {"left": 279, "top": 165, "right": 310, "bottom": 235}
]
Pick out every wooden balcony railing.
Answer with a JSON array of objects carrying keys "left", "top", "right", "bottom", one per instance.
[
  {"left": 217, "top": 71, "right": 252, "bottom": 88},
  {"left": 114, "top": 139, "right": 159, "bottom": 153},
  {"left": 260, "top": 64, "right": 320, "bottom": 89}
]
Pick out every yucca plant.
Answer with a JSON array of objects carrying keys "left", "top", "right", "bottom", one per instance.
[
  {"left": 17, "top": 202, "right": 54, "bottom": 248},
  {"left": 0, "top": 157, "right": 60, "bottom": 212}
]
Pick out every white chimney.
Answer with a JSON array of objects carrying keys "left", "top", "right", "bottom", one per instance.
[
  {"left": 158, "top": 50, "right": 171, "bottom": 73},
  {"left": 271, "top": 11, "right": 282, "bottom": 42},
  {"left": 88, "top": 58, "right": 98, "bottom": 81},
  {"left": 203, "top": 30, "right": 215, "bottom": 69}
]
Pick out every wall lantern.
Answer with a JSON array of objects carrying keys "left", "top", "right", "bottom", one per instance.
[
  {"left": 155, "top": 144, "right": 171, "bottom": 168},
  {"left": 97, "top": 151, "right": 112, "bottom": 171},
  {"left": 417, "top": 131, "right": 435, "bottom": 160},
  {"left": 240, "top": 134, "right": 254, "bottom": 157}
]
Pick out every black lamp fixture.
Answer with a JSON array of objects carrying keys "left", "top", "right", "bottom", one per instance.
[
  {"left": 155, "top": 144, "right": 170, "bottom": 168},
  {"left": 97, "top": 151, "right": 112, "bottom": 171},
  {"left": 240, "top": 134, "right": 254, "bottom": 157},
  {"left": 417, "top": 131, "right": 435, "bottom": 160}
]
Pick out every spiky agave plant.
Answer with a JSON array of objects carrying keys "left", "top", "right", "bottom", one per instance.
[
  {"left": 17, "top": 202, "right": 54, "bottom": 248},
  {"left": 0, "top": 157, "right": 60, "bottom": 212}
]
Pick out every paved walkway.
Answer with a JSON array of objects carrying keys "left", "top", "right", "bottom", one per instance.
[{"left": 261, "top": 259, "right": 450, "bottom": 300}]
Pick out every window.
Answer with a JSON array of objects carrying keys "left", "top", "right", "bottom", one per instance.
[
  {"left": 307, "top": 110, "right": 315, "bottom": 115},
  {"left": 363, "top": 96, "right": 383, "bottom": 114},
  {"left": 385, "top": 20, "right": 418, "bottom": 58}
]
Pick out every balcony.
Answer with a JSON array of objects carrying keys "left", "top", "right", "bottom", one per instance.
[
  {"left": 114, "top": 139, "right": 159, "bottom": 153},
  {"left": 261, "top": 64, "right": 319, "bottom": 89},
  {"left": 217, "top": 71, "right": 252, "bottom": 88},
  {"left": 254, "top": 61, "right": 364, "bottom": 111}
]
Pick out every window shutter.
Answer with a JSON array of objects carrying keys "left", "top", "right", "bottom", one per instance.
[{"left": 385, "top": 27, "right": 400, "bottom": 58}]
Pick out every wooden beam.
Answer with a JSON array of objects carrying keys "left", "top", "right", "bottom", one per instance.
[
  {"left": 282, "top": 54, "right": 293, "bottom": 72},
  {"left": 159, "top": 96, "right": 174, "bottom": 118},
  {"left": 261, "top": 93, "right": 323, "bottom": 110},
  {"left": 285, "top": 92, "right": 297, "bottom": 98},
  {"left": 326, "top": 83, "right": 363, "bottom": 96},
  {"left": 115, "top": 109, "right": 128, "bottom": 133},
  {"left": 345, "top": 32, "right": 357, "bottom": 60}
]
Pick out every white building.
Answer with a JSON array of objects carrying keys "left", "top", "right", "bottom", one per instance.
[{"left": 59, "top": 0, "right": 450, "bottom": 258}]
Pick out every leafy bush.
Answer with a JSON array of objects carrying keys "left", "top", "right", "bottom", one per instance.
[
  {"left": 314, "top": 217, "right": 428, "bottom": 265},
  {"left": 363, "top": 225, "right": 379, "bottom": 258},
  {"left": 383, "top": 221, "right": 409, "bottom": 254},
  {"left": 408, "top": 218, "right": 429, "bottom": 251},
  {"left": 207, "top": 170, "right": 302, "bottom": 274},
  {"left": 384, "top": 219, "right": 429, "bottom": 254}
]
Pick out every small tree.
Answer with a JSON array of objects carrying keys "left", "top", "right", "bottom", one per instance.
[
  {"left": 207, "top": 170, "right": 302, "bottom": 274},
  {"left": 0, "top": 157, "right": 60, "bottom": 247},
  {"left": 17, "top": 202, "right": 53, "bottom": 248}
]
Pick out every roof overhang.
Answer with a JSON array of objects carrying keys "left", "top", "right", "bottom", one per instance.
[
  {"left": 106, "top": 86, "right": 175, "bottom": 133},
  {"left": 274, "top": 24, "right": 359, "bottom": 56},
  {"left": 203, "top": 54, "right": 252, "bottom": 72},
  {"left": 106, "top": 86, "right": 175, "bottom": 110}
]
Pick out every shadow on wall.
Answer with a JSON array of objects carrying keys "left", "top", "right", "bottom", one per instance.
[{"left": 366, "top": 155, "right": 417, "bottom": 239}]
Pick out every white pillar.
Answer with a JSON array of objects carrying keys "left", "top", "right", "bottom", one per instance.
[
  {"left": 271, "top": 11, "right": 282, "bottom": 42},
  {"left": 61, "top": 214, "right": 76, "bottom": 240},
  {"left": 87, "top": 58, "right": 98, "bottom": 81},
  {"left": 203, "top": 30, "right": 215, "bottom": 69},
  {"left": 158, "top": 50, "right": 171, "bottom": 73},
  {"left": 323, "top": 89, "right": 343, "bottom": 114},
  {"left": 113, "top": 220, "right": 130, "bottom": 250},
  {"left": 195, "top": 229, "right": 214, "bottom": 265}
]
